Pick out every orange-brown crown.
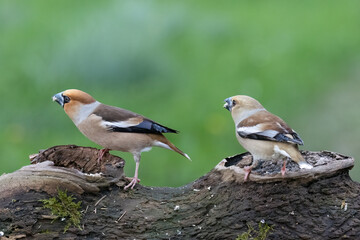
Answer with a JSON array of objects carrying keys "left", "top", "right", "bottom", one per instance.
[{"left": 62, "top": 89, "right": 96, "bottom": 105}]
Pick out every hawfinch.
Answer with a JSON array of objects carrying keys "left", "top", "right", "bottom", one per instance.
[
  {"left": 52, "top": 89, "right": 190, "bottom": 189},
  {"left": 224, "top": 95, "right": 312, "bottom": 180}
]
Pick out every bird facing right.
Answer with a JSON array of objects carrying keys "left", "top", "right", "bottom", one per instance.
[{"left": 224, "top": 95, "right": 313, "bottom": 180}]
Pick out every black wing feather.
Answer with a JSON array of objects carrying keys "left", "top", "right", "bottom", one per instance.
[
  {"left": 238, "top": 131, "right": 304, "bottom": 145},
  {"left": 109, "top": 119, "right": 178, "bottom": 134}
]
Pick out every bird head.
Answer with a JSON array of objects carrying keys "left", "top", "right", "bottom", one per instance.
[
  {"left": 53, "top": 89, "right": 97, "bottom": 124},
  {"left": 224, "top": 95, "right": 264, "bottom": 121}
]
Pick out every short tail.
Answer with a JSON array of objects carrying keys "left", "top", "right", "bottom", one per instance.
[
  {"left": 275, "top": 145, "right": 312, "bottom": 169},
  {"left": 291, "top": 149, "right": 313, "bottom": 169},
  {"left": 153, "top": 135, "right": 191, "bottom": 161}
]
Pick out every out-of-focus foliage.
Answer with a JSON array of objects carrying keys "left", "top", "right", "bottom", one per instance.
[{"left": 1, "top": 0, "right": 359, "bottom": 186}]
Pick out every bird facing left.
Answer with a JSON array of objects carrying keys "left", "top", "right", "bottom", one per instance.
[{"left": 52, "top": 89, "right": 190, "bottom": 189}]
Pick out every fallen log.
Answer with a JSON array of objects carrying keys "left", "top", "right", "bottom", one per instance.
[{"left": 0, "top": 145, "right": 359, "bottom": 239}]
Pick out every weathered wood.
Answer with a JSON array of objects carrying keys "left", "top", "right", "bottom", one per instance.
[{"left": 0, "top": 145, "right": 359, "bottom": 239}]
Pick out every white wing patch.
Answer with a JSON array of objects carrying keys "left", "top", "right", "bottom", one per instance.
[
  {"left": 100, "top": 117, "right": 142, "bottom": 129},
  {"left": 237, "top": 124, "right": 279, "bottom": 138},
  {"left": 237, "top": 125, "right": 263, "bottom": 134}
]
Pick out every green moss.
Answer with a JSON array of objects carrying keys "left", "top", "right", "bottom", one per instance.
[
  {"left": 39, "top": 229, "right": 51, "bottom": 234},
  {"left": 236, "top": 221, "right": 273, "bottom": 240},
  {"left": 40, "top": 189, "right": 82, "bottom": 233}
]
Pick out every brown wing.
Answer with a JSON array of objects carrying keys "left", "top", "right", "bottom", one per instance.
[
  {"left": 237, "top": 111, "right": 304, "bottom": 145},
  {"left": 94, "top": 104, "right": 178, "bottom": 134}
]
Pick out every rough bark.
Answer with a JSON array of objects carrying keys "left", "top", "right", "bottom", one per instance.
[{"left": 0, "top": 145, "right": 359, "bottom": 240}]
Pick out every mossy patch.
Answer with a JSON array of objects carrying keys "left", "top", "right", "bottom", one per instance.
[
  {"left": 236, "top": 221, "right": 273, "bottom": 240},
  {"left": 40, "top": 189, "right": 82, "bottom": 233}
]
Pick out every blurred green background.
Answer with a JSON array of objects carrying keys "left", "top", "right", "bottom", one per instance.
[{"left": 1, "top": 0, "right": 359, "bottom": 187}]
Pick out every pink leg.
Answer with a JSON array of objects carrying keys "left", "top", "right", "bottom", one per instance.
[
  {"left": 124, "top": 161, "right": 140, "bottom": 190},
  {"left": 97, "top": 148, "right": 110, "bottom": 164},
  {"left": 243, "top": 166, "right": 252, "bottom": 181},
  {"left": 281, "top": 160, "right": 287, "bottom": 177}
]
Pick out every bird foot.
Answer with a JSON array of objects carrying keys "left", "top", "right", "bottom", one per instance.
[
  {"left": 243, "top": 166, "right": 252, "bottom": 181},
  {"left": 281, "top": 160, "right": 287, "bottom": 177},
  {"left": 124, "top": 177, "right": 141, "bottom": 190},
  {"left": 97, "top": 148, "right": 110, "bottom": 164}
]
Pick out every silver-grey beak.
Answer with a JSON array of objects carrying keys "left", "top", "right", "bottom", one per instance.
[
  {"left": 52, "top": 92, "right": 64, "bottom": 107},
  {"left": 224, "top": 97, "right": 232, "bottom": 111}
]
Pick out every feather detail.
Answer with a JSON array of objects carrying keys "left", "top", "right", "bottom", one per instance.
[
  {"left": 237, "top": 121, "right": 304, "bottom": 145},
  {"left": 108, "top": 119, "right": 178, "bottom": 134},
  {"left": 93, "top": 103, "right": 178, "bottom": 134},
  {"left": 92, "top": 104, "right": 141, "bottom": 122},
  {"left": 237, "top": 128, "right": 303, "bottom": 145},
  {"left": 102, "top": 118, "right": 178, "bottom": 134}
]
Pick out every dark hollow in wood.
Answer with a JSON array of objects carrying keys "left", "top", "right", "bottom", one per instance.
[{"left": 0, "top": 145, "right": 359, "bottom": 239}]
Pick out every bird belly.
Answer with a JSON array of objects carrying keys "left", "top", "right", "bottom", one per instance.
[{"left": 236, "top": 134, "right": 277, "bottom": 160}]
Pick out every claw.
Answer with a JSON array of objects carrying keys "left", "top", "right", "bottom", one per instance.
[
  {"left": 124, "top": 177, "right": 140, "bottom": 190},
  {"left": 97, "top": 148, "right": 110, "bottom": 164}
]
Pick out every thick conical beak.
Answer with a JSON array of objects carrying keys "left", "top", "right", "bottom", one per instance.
[
  {"left": 224, "top": 97, "right": 232, "bottom": 111},
  {"left": 52, "top": 92, "right": 64, "bottom": 107}
]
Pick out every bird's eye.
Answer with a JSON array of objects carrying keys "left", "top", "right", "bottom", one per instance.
[
  {"left": 63, "top": 95, "right": 70, "bottom": 104},
  {"left": 232, "top": 100, "right": 236, "bottom": 106}
]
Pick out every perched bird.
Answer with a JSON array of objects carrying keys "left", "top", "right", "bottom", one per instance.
[
  {"left": 224, "top": 95, "right": 312, "bottom": 180},
  {"left": 52, "top": 89, "right": 190, "bottom": 189}
]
